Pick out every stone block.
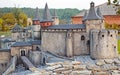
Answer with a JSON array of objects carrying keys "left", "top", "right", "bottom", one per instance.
[
  {"left": 72, "top": 61, "right": 81, "bottom": 65},
  {"left": 61, "top": 70, "right": 72, "bottom": 75},
  {"left": 73, "top": 65, "right": 86, "bottom": 70},
  {"left": 93, "top": 71, "right": 109, "bottom": 75},
  {"left": 96, "top": 60, "right": 105, "bottom": 66},
  {"left": 87, "top": 65, "right": 101, "bottom": 71},
  {"left": 70, "top": 70, "right": 91, "bottom": 75},
  {"left": 104, "top": 59, "right": 114, "bottom": 64},
  {"left": 114, "top": 59, "right": 120, "bottom": 64},
  {"left": 45, "top": 64, "right": 62, "bottom": 71},
  {"left": 111, "top": 70, "right": 120, "bottom": 75}
]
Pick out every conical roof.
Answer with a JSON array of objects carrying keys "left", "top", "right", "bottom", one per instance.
[
  {"left": 53, "top": 9, "right": 58, "bottom": 18},
  {"left": 86, "top": 2, "right": 101, "bottom": 20},
  {"left": 41, "top": 3, "right": 53, "bottom": 22},
  {"left": 82, "top": 11, "right": 87, "bottom": 21},
  {"left": 33, "top": 7, "right": 40, "bottom": 20},
  {"left": 97, "top": 7, "right": 104, "bottom": 19}
]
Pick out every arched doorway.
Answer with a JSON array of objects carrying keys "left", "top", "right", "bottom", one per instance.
[{"left": 20, "top": 50, "right": 26, "bottom": 56}]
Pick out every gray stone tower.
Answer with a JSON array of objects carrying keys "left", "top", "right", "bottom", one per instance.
[
  {"left": 84, "top": 2, "right": 104, "bottom": 33},
  {"left": 90, "top": 30, "right": 118, "bottom": 59},
  {"left": 52, "top": 9, "right": 59, "bottom": 25},
  {"left": 32, "top": 7, "right": 41, "bottom": 40}
]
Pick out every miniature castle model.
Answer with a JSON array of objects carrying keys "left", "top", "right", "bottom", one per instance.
[
  {"left": 0, "top": 2, "right": 119, "bottom": 74},
  {"left": 41, "top": 2, "right": 118, "bottom": 59}
]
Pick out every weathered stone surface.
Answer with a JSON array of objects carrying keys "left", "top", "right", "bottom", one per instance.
[
  {"left": 61, "top": 70, "right": 72, "bottom": 74},
  {"left": 114, "top": 59, "right": 120, "bottom": 64},
  {"left": 111, "top": 70, "right": 120, "bottom": 75},
  {"left": 101, "top": 64, "right": 118, "bottom": 71},
  {"left": 46, "top": 63, "right": 58, "bottom": 66},
  {"left": 45, "top": 64, "right": 62, "bottom": 71},
  {"left": 87, "top": 65, "right": 101, "bottom": 71},
  {"left": 73, "top": 65, "right": 86, "bottom": 70},
  {"left": 104, "top": 59, "right": 114, "bottom": 64},
  {"left": 72, "top": 61, "right": 81, "bottom": 65},
  {"left": 96, "top": 60, "right": 105, "bottom": 66},
  {"left": 70, "top": 70, "right": 91, "bottom": 75},
  {"left": 93, "top": 71, "right": 109, "bottom": 75},
  {"left": 90, "top": 30, "right": 118, "bottom": 59}
]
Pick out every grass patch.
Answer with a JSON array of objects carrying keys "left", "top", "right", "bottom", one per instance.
[
  {"left": 118, "top": 39, "right": 120, "bottom": 54},
  {"left": 0, "top": 31, "right": 11, "bottom": 37}
]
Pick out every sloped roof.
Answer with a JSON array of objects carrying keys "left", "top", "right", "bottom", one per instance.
[
  {"left": 33, "top": 7, "right": 40, "bottom": 21},
  {"left": 85, "top": 2, "right": 101, "bottom": 20},
  {"left": 82, "top": 11, "right": 88, "bottom": 21},
  {"left": 41, "top": 3, "right": 53, "bottom": 22},
  {"left": 97, "top": 7, "right": 104, "bottom": 19},
  {"left": 52, "top": 9, "right": 58, "bottom": 18},
  {"left": 12, "top": 25, "right": 23, "bottom": 32},
  {"left": 12, "top": 42, "right": 32, "bottom": 47},
  {"left": 46, "top": 24, "right": 86, "bottom": 29},
  {"left": 74, "top": 2, "right": 118, "bottom": 17}
]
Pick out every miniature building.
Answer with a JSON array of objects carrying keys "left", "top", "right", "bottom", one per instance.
[{"left": 41, "top": 2, "right": 118, "bottom": 59}]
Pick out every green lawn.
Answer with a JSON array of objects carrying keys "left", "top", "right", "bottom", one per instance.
[
  {"left": 0, "top": 31, "right": 11, "bottom": 37},
  {"left": 118, "top": 39, "right": 120, "bottom": 54}
]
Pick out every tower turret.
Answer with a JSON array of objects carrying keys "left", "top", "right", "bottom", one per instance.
[
  {"left": 33, "top": 7, "right": 40, "bottom": 25},
  {"left": 85, "top": 2, "right": 104, "bottom": 33},
  {"left": 52, "top": 9, "right": 59, "bottom": 25},
  {"left": 40, "top": 3, "right": 53, "bottom": 27}
]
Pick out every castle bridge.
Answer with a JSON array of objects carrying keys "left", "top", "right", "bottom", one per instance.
[{"left": 20, "top": 56, "right": 39, "bottom": 72}]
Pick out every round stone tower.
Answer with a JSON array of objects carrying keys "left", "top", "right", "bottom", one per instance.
[
  {"left": 32, "top": 25, "right": 40, "bottom": 40},
  {"left": 32, "top": 7, "right": 41, "bottom": 40},
  {"left": 90, "top": 29, "right": 118, "bottom": 59}
]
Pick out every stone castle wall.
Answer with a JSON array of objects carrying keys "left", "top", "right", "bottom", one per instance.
[
  {"left": 41, "top": 30, "right": 89, "bottom": 56},
  {"left": 73, "top": 32, "right": 89, "bottom": 55},
  {"left": 90, "top": 29, "right": 118, "bottom": 59},
  {"left": 41, "top": 31, "right": 66, "bottom": 56}
]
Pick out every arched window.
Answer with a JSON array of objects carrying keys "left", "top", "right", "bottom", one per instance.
[
  {"left": 87, "top": 40, "right": 90, "bottom": 45},
  {"left": 81, "top": 35, "right": 85, "bottom": 40}
]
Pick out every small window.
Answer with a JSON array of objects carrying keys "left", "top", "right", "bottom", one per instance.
[
  {"left": 81, "top": 35, "right": 85, "bottom": 40},
  {"left": 110, "top": 34, "right": 112, "bottom": 37},
  {"left": 87, "top": 40, "right": 90, "bottom": 45},
  {"left": 102, "top": 35, "right": 104, "bottom": 37}
]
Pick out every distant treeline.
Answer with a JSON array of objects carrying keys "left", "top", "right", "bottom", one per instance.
[{"left": 0, "top": 7, "right": 81, "bottom": 22}]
